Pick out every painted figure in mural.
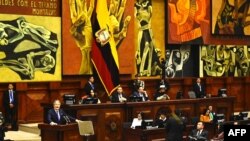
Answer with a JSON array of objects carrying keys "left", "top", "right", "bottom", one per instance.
[
  {"left": 214, "top": 0, "right": 250, "bottom": 35},
  {"left": 0, "top": 17, "right": 58, "bottom": 80},
  {"left": 168, "top": 0, "right": 207, "bottom": 43},
  {"left": 69, "top": 0, "right": 95, "bottom": 75},
  {"left": 201, "top": 45, "right": 250, "bottom": 77},
  {"left": 235, "top": 46, "right": 249, "bottom": 76},
  {"left": 165, "top": 46, "right": 190, "bottom": 78},
  {"left": 69, "top": 0, "right": 131, "bottom": 74},
  {"left": 135, "top": 0, "right": 161, "bottom": 77}
]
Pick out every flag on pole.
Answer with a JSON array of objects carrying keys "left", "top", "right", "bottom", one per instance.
[{"left": 91, "top": 0, "right": 120, "bottom": 96}]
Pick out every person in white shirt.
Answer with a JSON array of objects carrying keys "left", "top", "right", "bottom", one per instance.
[{"left": 131, "top": 112, "right": 144, "bottom": 129}]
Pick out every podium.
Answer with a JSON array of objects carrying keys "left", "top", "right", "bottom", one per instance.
[
  {"left": 38, "top": 123, "right": 82, "bottom": 141},
  {"left": 77, "top": 121, "right": 94, "bottom": 141}
]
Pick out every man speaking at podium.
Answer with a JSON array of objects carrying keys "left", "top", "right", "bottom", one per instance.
[{"left": 47, "top": 99, "right": 79, "bottom": 125}]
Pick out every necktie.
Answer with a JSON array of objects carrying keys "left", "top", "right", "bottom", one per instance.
[
  {"left": 197, "top": 130, "right": 201, "bottom": 136},
  {"left": 198, "top": 84, "right": 201, "bottom": 91},
  {"left": 56, "top": 111, "right": 60, "bottom": 121},
  {"left": 9, "top": 90, "right": 13, "bottom": 103}
]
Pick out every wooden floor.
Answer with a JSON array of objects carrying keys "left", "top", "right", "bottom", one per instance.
[{"left": 4, "top": 123, "right": 41, "bottom": 141}]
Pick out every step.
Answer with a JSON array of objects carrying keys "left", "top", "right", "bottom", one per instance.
[
  {"left": 4, "top": 130, "right": 41, "bottom": 141},
  {"left": 18, "top": 123, "right": 40, "bottom": 135}
]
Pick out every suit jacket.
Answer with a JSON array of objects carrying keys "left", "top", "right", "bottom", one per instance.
[
  {"left": 3, "top": 90, "right": 18, "bottom": 110},
  {"left": 131, "top": 91, "right": 148, "bottom": 101},
  {"left": 193, "top": 83, "right": 205, "bottom": 98},
  {"left": 84, "top": 82, "right": 95, "bottom": 94},
  {"left": 165, "top": 116, "right": 185, "bottom": 141},
  {"left": 111, "top": 92, "right": 126, "bottom": 103},
  {"left": 47, "top": 109, "right": 75, "bottom": 125},
  {"left": 189, "top": 129, "right": 208, "bottom": 141}
]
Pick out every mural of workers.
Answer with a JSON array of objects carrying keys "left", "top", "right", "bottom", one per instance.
[
  {"left": 165, "top": 45, "right": 198, "bottom": 78},
  {"left": 135, "top": 0, "right": 162, "bottom": 77},
  {"left": 200, "top": 45, "right": 250, "bottom": 77},
  {"left": 69, "top": 0, "right": 131, "bottom": 74},
  {"left": 0, "top": 17, "right": 59, "bottom": 80},
  {"left": 168, "top": 0, "right": 208, "bottom": 44},
  {"left": 213, "top": 0, "right": 250, "bottom": 35}
]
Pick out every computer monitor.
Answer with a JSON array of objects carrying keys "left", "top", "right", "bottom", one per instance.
[
  {"left": 218, "top": 88, "right": 227, "bottom": 97},
  {"left": 129, "top": 96, "right": 143, "bottom": 102},
  {"left": 215, "top": 114, "right": 225, "bottom": 123},
  {"left": 141, "top": 119, "right": 154, "bottom": 129},
  {"left": 63, "top": 94, "right": 76, "bottom": 105},
  {"left": 83, "top": 98, "right": 98, "bottom": 104},
  {"left": 240, "top": 112, "right": 249, "bottom": 120}
]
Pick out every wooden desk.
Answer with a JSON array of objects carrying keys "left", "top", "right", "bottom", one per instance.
[
  {"left": 38, "top": 123, "right": 82, "bottom": 141},
  {"left": 41, "top": 97, "right": 235, "bottom": 141},
  {"left": 123, "top": 127, "right": 165, "bottom": 141}
]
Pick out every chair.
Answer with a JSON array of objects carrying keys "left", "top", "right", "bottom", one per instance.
[
  {"left": 78, "top": 121, "right": 94, "bottom": 141},
  {"left": 188, "top": 91, "right": 196, "bottom": 99}
]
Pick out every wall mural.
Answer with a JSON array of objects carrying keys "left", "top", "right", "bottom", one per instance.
[
  {"left": 0, "top": 15, "right": 61, "bottom": 82},
  {"left": 135, "top": 0, "right": 165, "bottom": 77},
  {"left": 200, "top": 45, "right": 250, "bottom": 77},
  {"left": 165, "top": 44, "right": 199, "bottom": 78},
  {"left": 63, "top": 0, "right": 132, "bottom": 75},
  {"left": 212, "top": 0, "right": 250, "bottom": 35},
  {"left": 167, "top": 0, "right": 209, "bottom": 44}
]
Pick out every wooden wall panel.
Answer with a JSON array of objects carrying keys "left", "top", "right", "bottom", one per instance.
[{"left": 0, "top": 76, "right": 250, "bottom": 123}]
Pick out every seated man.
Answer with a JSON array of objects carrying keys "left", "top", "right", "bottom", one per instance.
[
  {"left": 130, "top": 86, "right": 149, "bottom": 102},
  {"left": 154, "top": 111, "right": 167, "bottom": 128},
  {"left": 111, "top": 86, "right": 127, "bottom": 103},
  {"left": 47, "top": 100, "right": 80, "bottom": 125},
  {"left": 189, "top": 121, "right": 208, "bottom": 141},
  {"left": 154, "top": 85, "right": 170, "bottom": 101}
]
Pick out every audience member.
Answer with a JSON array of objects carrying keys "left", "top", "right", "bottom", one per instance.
[
  {"left": 189, "top": 121, "right": 208, "bottom": 141},
  {"left": 200, "top": 109, "right": 213, "bottom": 123},
  {"left": 111, "top": 86, "right": 127, "bottom": 103},
  {"left": 131, "top": 112, "right": 145, "bottom": 129},
  {"left": 132, "top": 74, "right": 145, "bottom": 91},
  {"left": 193, "top": 78, "right": 206, "bottom": 98},
  {"left": 47, "top": 100, "right": 80, "bottom": 125},
  {"left": 165, "top": 109, "right": 186, "bottom": 141},
  {"left": 210, "top": 123, "right": 224, "bottom": 141},
  {"left": 207, "top": 105, "right": 216, "bottom": 122},
  {"left": 154, "top": 85, "right": 170, "bottom": 101},
  {"left": 84, "top": 76, "right": 95, "bottom": 95},
  {"left": 3, "top": 84, "right": 18, "bottom": 130},
  {"left": 154, "top": 111, "right": 167, "bottom": 128},
  {"left": 131, "top": 86, "right": 149, "bottom": 102},
  {"left": 157, "top": 78, "right": 170, "bottom": 91},
  {"left": 81, "top": 90, "right": 101, "bottom": 104},
  {"left": 0, "top": 112, "right": 5, "bottom": 141}
]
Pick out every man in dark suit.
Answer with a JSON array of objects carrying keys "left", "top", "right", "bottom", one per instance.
[
  {"left": 189, "top": 121, "right": 209, "bottom": 141},
  {"left": 3, "top": 84, "right": 18, "bottom": 130},
  {"left": 111, "top": 86, "right": 127, "bottom": 103},
  {"left": 193, "top": 78, "right": 206, "bottom": 98},
  {"left": 84, "top": 76, "right": 95, "bottom": 95},
  {"left": 47, "top": 100, "right": 79, "bottom": 125},
  {"left": 131, "top": 86, "right": 149, "bottom": 102},
  {"left": 165, "top": 109, "right": 186, "bottom": 141}
]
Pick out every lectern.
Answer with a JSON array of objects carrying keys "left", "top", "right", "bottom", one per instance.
[{"left": 77, "top": 121, "right": 94, "bottom": 141}]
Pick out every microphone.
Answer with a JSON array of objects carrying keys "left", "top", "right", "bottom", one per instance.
[{"left": 63, "top": 115, "right": 70, "bottom": 124}]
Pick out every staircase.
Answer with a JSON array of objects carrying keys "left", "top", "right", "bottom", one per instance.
[{"left": 4, "top": 123, "right": 41, "bottom": 141}]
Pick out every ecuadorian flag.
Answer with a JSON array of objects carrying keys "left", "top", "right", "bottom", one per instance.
[{"left": 91, "top": 0, "right": 120, "bottom": 96}]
